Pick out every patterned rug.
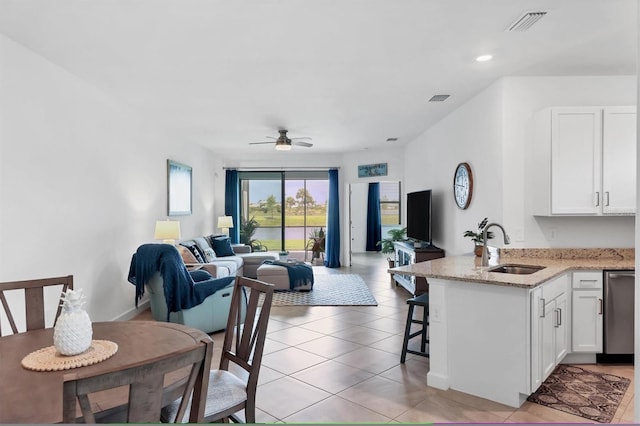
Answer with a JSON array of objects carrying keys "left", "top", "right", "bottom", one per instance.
[
  {"left": 527, "top": 364, "right": 630, "bottom": 423},
  {"left": 267, "top": 274, "right": 377, "bottom": 306}
]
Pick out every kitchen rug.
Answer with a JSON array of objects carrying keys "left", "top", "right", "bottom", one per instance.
[
  {"left": 527, "top": 364, "right": 630, "bottom": 423},
  {"left": 264, "top": 273, "right": 377, "bottom": 306}
]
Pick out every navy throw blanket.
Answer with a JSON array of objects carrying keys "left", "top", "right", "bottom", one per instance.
[
  {"left": 127, "top": 243, "right": 235, "bottom": 319},
  {"left": 262, "top": 260, "right": 314, "bottom": 290}
]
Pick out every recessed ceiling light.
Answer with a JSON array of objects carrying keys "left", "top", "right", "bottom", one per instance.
[{"left": 476, "top": 55, "right": 493, "bottom": 62}]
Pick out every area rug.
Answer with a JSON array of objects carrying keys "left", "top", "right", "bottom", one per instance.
[
  {"left": 527, "top": 364, "right": 630, "bottom": 423},
  {"left": 266, "top": 274, "right": 377, "bottom": 306}
]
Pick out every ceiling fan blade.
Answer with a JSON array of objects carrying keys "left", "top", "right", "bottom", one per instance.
[
  {"left": 292, "top": 141, "right": 313, "bottom": 147},
  {"left": 265, "top": 136, "right": 277, "bottom": 140},
  {"left": 290, "top": 137, "right": 313, "bottom": 141},
  {"left": 249, "top": 141, "right": 276, "bottom": 145}
]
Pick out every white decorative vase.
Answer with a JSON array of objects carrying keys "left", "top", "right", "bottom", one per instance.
[{"left": 53, "top": 289, "right": 93, "bottom": 356}]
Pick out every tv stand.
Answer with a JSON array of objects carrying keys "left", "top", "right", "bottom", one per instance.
[{"left": 392, "top": 241, "right": 445, "bottom": 295}]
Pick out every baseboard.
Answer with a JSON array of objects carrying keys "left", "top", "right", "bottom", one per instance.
[
  {"left": 562, "top": 352, "right": 597, "bottom": 364},
  {"left": 426, "top": 371, "right": 449, "bottom": 390},
  {"left": 112, "top": 300, "right": 150, "bottom": 321}
]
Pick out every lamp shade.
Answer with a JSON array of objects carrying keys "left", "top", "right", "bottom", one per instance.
[
  {"left": 154, "top": 220, "right": 181, "bottom": 244},
  {"left": 217, "top": 216, "right": 234, "bottom": 229}
]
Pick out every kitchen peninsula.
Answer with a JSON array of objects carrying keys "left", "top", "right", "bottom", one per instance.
[{"left": 388, "top": 248, "right": 634, "bottom": 408}]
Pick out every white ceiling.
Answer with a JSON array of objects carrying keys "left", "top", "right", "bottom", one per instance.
[{"left": 0, "top": 0, "right": 637, "bottom": 155}]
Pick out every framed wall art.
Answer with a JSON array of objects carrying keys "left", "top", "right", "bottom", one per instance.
[
  {"left": 358, "top": 162, "right": 388, "bottom": 178},
  {"left": 167, "top": 159, "right": 192, "bottom": 216}
]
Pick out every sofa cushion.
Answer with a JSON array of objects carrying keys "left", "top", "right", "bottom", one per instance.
[
  {"left": 202, "top": 248, "right": 216, "bottom": 262},
  {"left": 194, "top": 237, "right": 213, "bottom": 254},
  {"left": 189, "top": 269, "right": 214, "bottom": 282},
  {"left": 180, "top": 240, "right": 206, "bottom": 263},
  {"left": 211, "top": 237, "right": 235, "bottom": 257}
]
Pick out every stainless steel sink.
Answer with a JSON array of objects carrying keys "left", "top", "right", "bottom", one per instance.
[{"left": 488, "top": 264, "right": 546, "bottom": 275}]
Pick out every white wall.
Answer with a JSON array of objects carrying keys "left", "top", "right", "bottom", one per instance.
[
  {"left": 404, "top": 81, "right": 505, "bottom": 256},
  {"left": 0, "top": 35, "right": 217, "bottom": 328},
  {"left": 404, "top": 76, "right": 636, "bottom": 256}
]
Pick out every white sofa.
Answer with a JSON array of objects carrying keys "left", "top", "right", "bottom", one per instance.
[{"left": 177, "top": 235, "right": 279, "bottom": 279}]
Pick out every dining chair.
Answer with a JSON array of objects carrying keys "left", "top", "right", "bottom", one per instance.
[
  {"left": 0, "top": 275, "right": 73, "bottom": 335},
  {"left": 162, "top": 276, "right": 275, "bottom": 423},
  {"left": 62, "top": 331, "right": 213, "bottom": 423}
]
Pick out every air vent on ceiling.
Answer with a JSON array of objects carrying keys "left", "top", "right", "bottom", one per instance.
[
  {"left": 429, "top": 94, "right": 450, "bottom": 102},
  {"left": 507, "top": 11, "right": 547, "bottom": 32},
  {"left": 386, "top": 137, "right": 398, "bottom": 142}
]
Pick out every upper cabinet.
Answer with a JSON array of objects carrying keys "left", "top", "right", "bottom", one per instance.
[{"left": 532, "top": 106, "right": 637, "bottom": 216}]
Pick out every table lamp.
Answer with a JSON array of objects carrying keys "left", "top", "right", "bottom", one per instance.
[
  {"left": 217, "top": 216, "right": 234, "bottom": 236},
  {"left": 154, "top": 220, "right": 181, "bottom": 245}
]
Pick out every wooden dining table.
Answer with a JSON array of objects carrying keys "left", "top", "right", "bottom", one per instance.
[{"left": 0, "top": 321, "right": 213, "bottom": 423}]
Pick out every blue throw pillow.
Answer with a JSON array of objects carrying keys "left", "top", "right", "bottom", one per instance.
[
  {"left": 189, "top": 269, "right": 213, "bottom": 282},
  {"left": 211, "top": 237, "right": 235, "bottom": 257}
]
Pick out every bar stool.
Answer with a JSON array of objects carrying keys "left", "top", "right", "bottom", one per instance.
[{"left": 400, "top": 292, "right": 429, "bottom": 363}]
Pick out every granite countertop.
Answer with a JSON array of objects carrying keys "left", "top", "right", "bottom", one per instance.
[{"left": 388, "top": 248, "right": 635, "bottom": 289}]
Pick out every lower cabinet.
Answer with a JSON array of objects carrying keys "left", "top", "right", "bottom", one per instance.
[
  {"left": 531, "top": 274, "right": 570, "bottom": 391},
  {"left": 571, "top": 271, "right": 603, "bottom": 353}
]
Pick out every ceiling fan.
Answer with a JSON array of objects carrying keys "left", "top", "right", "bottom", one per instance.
[{"left": 250, "top": 129, "right": 313, "bottom": 151}]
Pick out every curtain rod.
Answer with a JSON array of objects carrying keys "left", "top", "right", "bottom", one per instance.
[{"left": 223, "top": 166, "right": 340, "bottom": 170}]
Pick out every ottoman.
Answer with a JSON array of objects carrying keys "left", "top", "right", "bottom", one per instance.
[{"left": 256, "top": 263, "right": 313, "bottom": 291}]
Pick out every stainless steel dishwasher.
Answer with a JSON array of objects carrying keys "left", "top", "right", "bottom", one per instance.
[{"left": 600, "top": 270, "right": 635, "bottom": 362}]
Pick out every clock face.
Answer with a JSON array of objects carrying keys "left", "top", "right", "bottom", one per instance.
[{"left": 453, "top": 162, "right": 473, "bottom": 209}]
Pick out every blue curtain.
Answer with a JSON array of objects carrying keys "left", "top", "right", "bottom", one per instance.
[
  {"left": 224, "top": 170, "right": 240, "bottom": 243},
  {"left": 324, "top": 169, "right": 341, "bottom": 268},
  {"left": 366, "top": 183, "right": 381, "bottom": 251}
]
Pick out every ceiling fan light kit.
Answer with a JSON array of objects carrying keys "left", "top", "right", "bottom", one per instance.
[{"left": 250, "top": 129, "right": 313, "bottom": 151}]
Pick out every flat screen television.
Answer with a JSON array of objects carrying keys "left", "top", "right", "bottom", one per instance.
[{"left": 406, "top": 189, "right": 432, "bottom": 246}]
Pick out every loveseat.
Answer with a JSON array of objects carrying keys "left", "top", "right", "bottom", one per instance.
[{"left": 177, "top": 234, "right": 279, "bottom": 279}]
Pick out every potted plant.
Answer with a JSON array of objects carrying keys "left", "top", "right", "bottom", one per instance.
[
  {"left": 463, "top": 217, "right": 494, "bottom": 257},
  {"left": 307, "top": 227, "right": 325, "bottom": 265},
  {"left": 377, "top": 227, "right": 407, "bottom": 267},
  {"left": 239, "top": 216, "right": 267, "bottom": 252}
]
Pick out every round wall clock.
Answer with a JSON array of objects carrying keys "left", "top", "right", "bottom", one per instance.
[{"left": 453, "top": 162, "right": 473, "bottom": 209}]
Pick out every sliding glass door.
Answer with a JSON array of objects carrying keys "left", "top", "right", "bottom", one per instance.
[{"left": 239, "top": 171, "right": 328, "bottom": 260}]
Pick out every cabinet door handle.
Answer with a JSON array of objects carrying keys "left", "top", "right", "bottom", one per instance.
[
  {"left": 557, "top": 308, "right": 562, "bottom": 327},
  {"left": 540, "top": 298, "right": 546, "bottom": 318},
  {"left": 599, "top": 298, "right": 603, "bottom": 315},
  {"left": 605, "top": 191, "right": 610, "bottom": 206},
  {"left": 594, "top": 192, "right": 600, "bottom": 207}
]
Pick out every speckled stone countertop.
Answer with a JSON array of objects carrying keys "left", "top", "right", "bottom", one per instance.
[{"left": 388, "top": 248, "right": 635, "bottom": 289}]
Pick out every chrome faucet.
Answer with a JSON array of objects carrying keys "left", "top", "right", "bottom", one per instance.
[{"left": 481, "top": 223, "right": 511, "bottom": 266}]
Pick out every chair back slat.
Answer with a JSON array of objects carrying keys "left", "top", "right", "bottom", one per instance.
[
  {"left": 0, "top": 275, "right": 73, "bottom": 335},
  {"left": 220, "top": 277, "right": 274, "bottom": 386},
  {"left": 63, "top": 336, "right": 212, "bottom": 423}
]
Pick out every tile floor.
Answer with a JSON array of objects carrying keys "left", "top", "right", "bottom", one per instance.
[{"left": 135, "top": 253, "right": 635, "bottom": 423}]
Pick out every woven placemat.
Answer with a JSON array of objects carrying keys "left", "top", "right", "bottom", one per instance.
[{"left": 21, "top": 340, "right": 118, "bottom": 372}]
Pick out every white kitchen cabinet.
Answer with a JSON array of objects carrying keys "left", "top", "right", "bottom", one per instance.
[
  {"left": 602, "top": 107, "right": 637, "bottom": 214},
  {"left": 531, "top": 273, "right": 570, "bottom": 389},
  {"left": 571, "top": 271, "right": 603, "bottom": 353},
  {"left": 532, "top": 106, "right": 636, "bottom": 216}
]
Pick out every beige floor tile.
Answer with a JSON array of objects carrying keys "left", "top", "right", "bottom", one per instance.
[
  {"left": 283, "top": 395, "right": 392, "bottom": 423},
  {"left": 257, "top": 365, "right": 285, "bottom": 386},
  {"left": 360, "top": 316, "right": 407, "bottom": 334},
  {"left": 333, "top": 346, "right": 400, "bottom": 374},
  {"left": 332, "top": 324, "right": 394, "bottom": 346},
  {"left": 262, "top": 338, "right": 289, "bottom": 355},
  {"left": 368, "top": 333, "right": 406, "bottom": 355},
  {"left": 395, "top": 390, "right": 509, "bottom": 423},
  {"left": 504, "top": 400, "right": 592, "bottom": 423},
  {"left": 337, "top": 375, "right": 428, "bottom": 418},
  {"left": 296, "top": 335, "right": 364, "bottom": 358},
  {"left": 330, "top": 310, "right": 383, "bottom": 325},
  {"left": 266, "top": 318, "right": 293, "bottom": 333},
  {"left": 255, "top": 376, "right": 331, "bottom": 419},
  {"left": 298, "top": 316, "right": 354, "bottom": 334},
  {"left": 291, "top": 360, "right": 374, "bottom": 394},
  {"left": 266, "top": 326, "right": 325, "bottom": 346},
  {"left": 379, "top": 358, "right": 430, "bottom": 388},
  {"left": 620, "top": 398, "right": 634, "bottom": 423},
  {"left": 261, "top": 346, "right": 327, "bottom": 375},
  {"left": 439, "top": 388, "right": 516, "bottom": 420}
]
